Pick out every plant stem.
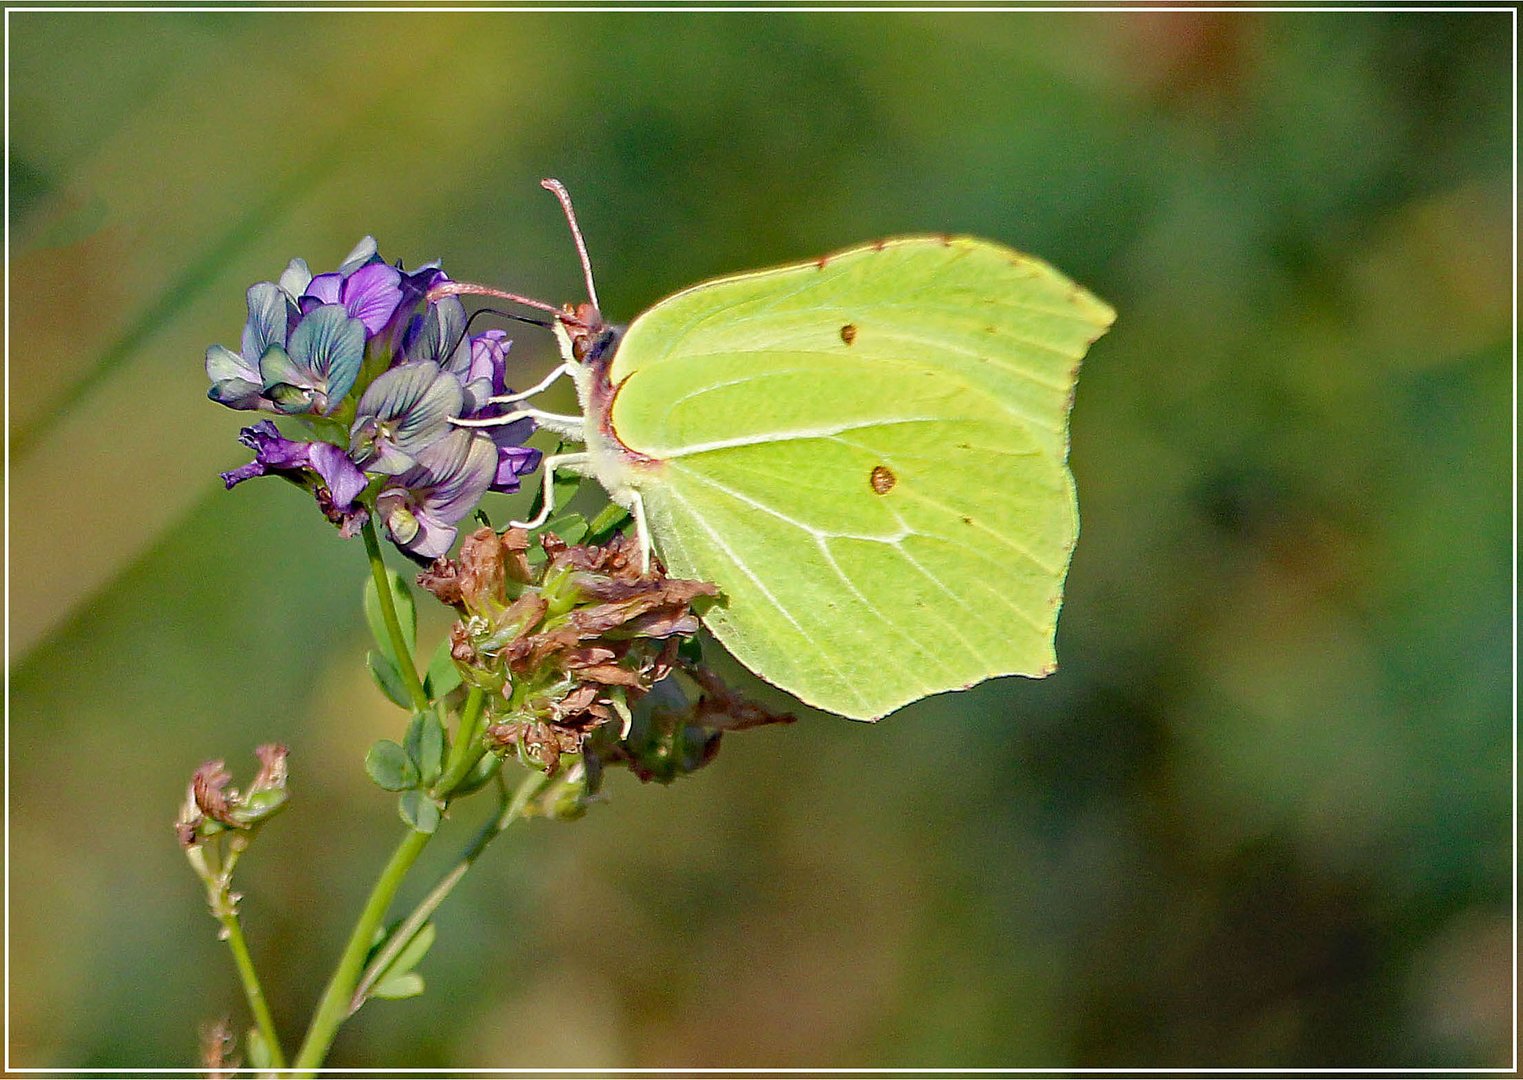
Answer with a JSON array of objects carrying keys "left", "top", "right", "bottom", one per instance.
[
  {"left": 349, "top": 769, "right": 550, "bottom": 1012},
  {"left": 434, "top": 687, "right": 488, "bottom": 798},
  {"left": 361, "top": 516, "right": 429, "bottom": 713},
  {"left": 215, "top": 902, "right": 287, "bottom": 1069},
  {"left": 291, "top": 827, "right": 431, "bottom": 1075},
  {"left": 188, "top": 841, "right": 287, "bottom": 1069}
]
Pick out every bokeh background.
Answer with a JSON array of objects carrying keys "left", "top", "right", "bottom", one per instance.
[{"left": 6, "top": 9, "right": 1513, "bottom": 1072}]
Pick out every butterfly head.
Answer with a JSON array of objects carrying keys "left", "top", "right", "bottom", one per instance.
[{"left": 560, "top": 301, "right": 624, "bottom": 370}]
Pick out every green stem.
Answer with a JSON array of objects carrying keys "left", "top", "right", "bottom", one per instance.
[
  {"left": 216, "top": 903, "right": 287, "bottom": 1069},
  {"left": 361, "top": 516, "right": 429, "bottom": 713},
  {"left": 187, "top": 841, "right": 287, "bottom": 1069},
  {"left": 349, "top": 769, "right": 550, "bottom": 1012},
  {"left": 291, "top": 827, "right": 431, "bottom": 1075},
  {"left": 434, "top": 687, "right": 488, "bottom": 798}
]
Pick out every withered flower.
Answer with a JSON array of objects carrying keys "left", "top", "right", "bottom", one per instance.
[
  {"left": 176, "top": 744, "right": 290, "bottom": 848},
  {"left": 199, "top": 1017, "right": 239, "bottom": 1080},
  {"left": 419, "top": 527, "right": 789, "bottom": 781}
]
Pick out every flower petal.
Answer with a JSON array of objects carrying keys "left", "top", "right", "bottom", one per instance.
[
  {"left": 341, "top": 261, "right": 404, "bottom": 334},
  {"left": 208, "top": 376, "right": 268, "bottom": 411},
  {"left": 288, "top": 304, "right": 366, "bottom": 406},
  {"left": 303, "top": 272, "right": 343, "bottom": 306},
  {"left": 468, "top": 330, "right": 510, "bottom": 390},
  {"left": 397, "top": 510, "right": 458, "bottom": 559},
  {"left": 241, "top": 282, "right": 289, "bottom": 362},
  {"left": 258, "top": 344, "right": 317, "bottom": 413},
  {"left": 491, "top": 444, "right": 543, "bottom": 493},
  {"left": 308, "top": 441, "right": 369, "bottom": 509},
  {"left": 352, "top": 362, "right": 463, "bottom": 463},
  {"left": 278, "top": 257, "right": 312, "bottom": 301},
  {"left": 206, "top": 343, "right": 259, "bottom": 385},
  {"left": 220, "top": 421, "right": 309, "bottom": 487},
  {"left": 382, "top": 502, "right": 423, "bottom": 548},
  {"left": 415, "top": 430, "right": 497, "bottom": 523},
  {"left": 337, "top": 235, "right": 379, "bottom": 275}
]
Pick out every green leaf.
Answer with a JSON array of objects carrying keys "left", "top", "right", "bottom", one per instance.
[
  {"left": 552, "top": 466, "right": 582, "bottom": 506},
  {"left": 371, "top": 971, "right": 425, "bottom": 1000},
  {"left": 526, "top": 440, "right": 569, "bottom": 521},
  {"left": 422, "top": 638, "right": 462, "bottom": 700},
  {"left": 375, "top": 921, "right": 437, "bottom": 985},
  {"left": 542, "top": 512, "right": 587, "bottom": 544},
  {"left": 364, "top": 568, "right": 417, "bottom": 665},
  {"left": 367, "top": 649, "right": 411, "bottom": 709},
  {"left": 365, "top": 740, "right": 418, "bottom": 792},
  {"left": 585, "top": 502, "right": 632, "bottom": 544},
  {"left": 403, "top": 712, "right": 445, "bottom": 786},
  {"left": 397, "top": 790, "right": 441, "bottom": 833}
]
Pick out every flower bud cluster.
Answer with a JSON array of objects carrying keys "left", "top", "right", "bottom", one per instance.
[
  {"left": 207, "top": 238, "right": 541, "bottom": 558},
  {"left": 418, "top": 527, "right": 792, "bottom": 789}
]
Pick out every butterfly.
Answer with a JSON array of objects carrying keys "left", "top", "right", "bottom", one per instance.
[{"left": 448, "top": 180, "right": 1115, "bottom": 720}]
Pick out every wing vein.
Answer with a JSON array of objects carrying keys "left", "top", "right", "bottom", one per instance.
[
  {"left": 671, "top": 467, "right": 974, "bottom": 682},
  {"left": 657, "top": 416, "right": 946, "bottom": 460},
  {"left": 660, "top": 483, "right": 868, "bottom": 713}
]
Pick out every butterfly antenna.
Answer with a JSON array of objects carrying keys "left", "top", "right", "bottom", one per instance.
[{"left": 541, "top": 178, "right": 601, "bottom": 313}]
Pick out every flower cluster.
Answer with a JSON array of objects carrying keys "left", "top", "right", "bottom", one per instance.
[
  {"left": 418, "top": 527, "right": 792, "bottom": 783},
  {"left": 207, "top": 238, "right": 542, "bottom": 558}
]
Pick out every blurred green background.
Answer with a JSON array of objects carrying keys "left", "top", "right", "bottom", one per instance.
[{"left": 7, "top": 9, "right": 1512, "bottom": 1071}]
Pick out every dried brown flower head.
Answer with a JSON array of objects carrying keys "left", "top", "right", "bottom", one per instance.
[
  {"left": 176, "top": 744, "right": 290, "bottom": 848},
  {"left": 420, "top": 527, "right": 790, "bottom": 780}
]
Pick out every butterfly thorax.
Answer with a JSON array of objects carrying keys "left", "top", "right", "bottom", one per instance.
[{"left": 557, "top": 309, "right": 656, "bottom": 513}]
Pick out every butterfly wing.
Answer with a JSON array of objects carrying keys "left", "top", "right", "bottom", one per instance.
[{"left": 601, "top": 236, "right": 1114, "bottom": 720}]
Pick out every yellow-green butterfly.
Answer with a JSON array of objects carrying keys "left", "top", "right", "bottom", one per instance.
[{"left": 447, "top": 180, "right": 1114, "bottom": 720}]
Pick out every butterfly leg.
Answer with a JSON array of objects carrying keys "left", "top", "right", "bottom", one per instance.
[
  {"left": 629, "top": 489, "right": 651, "bottom": 575},
  {"left": 452, "top": 407, "right": 584, "bottom": 441},
  {"left": 509, "top": 451, "right": 591, "bottom": 531},
  {"left": 485, "top": 363, "right": 574, "bottom": 407}
]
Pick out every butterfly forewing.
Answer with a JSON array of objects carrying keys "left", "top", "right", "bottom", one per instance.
[{"left": 600, "top": 236, "right": 1113, "bottom": 719}]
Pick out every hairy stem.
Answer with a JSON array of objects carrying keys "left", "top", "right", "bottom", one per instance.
[
  {"left": 361, "top": 516, "right": 429, "bottom": 713},
  {"left": 189, "top": 841, "right": 287, "bottom": 1070},
  {"left": 216, "top": 901, "right": 286, "bottom": 1069}
]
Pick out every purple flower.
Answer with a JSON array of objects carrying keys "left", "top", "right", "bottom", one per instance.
[
  {"left": 210, "top": 238, "right": 402, "bottom": 417},
  {"left": 349, "top": 362, "right": 464, "bottom": 474},
  {"left": 376, "top": 429, "right": 498, "bottom": 559},
  {"left": 210, "top": 238, "right": 547, "bottom": 556},
  {"left": 206, "top": 283, "right": 290, "bottom": 410},
  {"left": 399, "top": 289, "right": 468, "bottom": 368},
  {"left": 491, "top": 443, "right": 542, "bottom": 494},
  {"left": 452, "top": 329, "right": 542, "bottom": 492},
  {"left": 299, "top": 260, "right": 404, "bottom": 335},
  {"left": 221, "top": 421, "right": 370, "bottom": 534},
  {"left": 460, "top": 329, "right": 509, "bottom": 406},
  {"left": 257, "top": 304, "right": 367, "bottom": 416}
]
